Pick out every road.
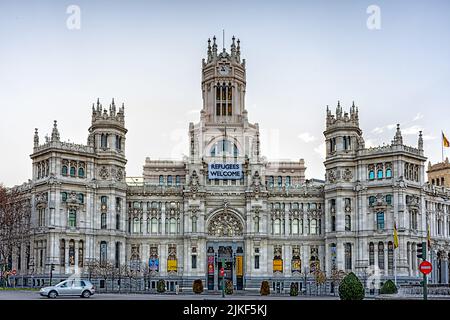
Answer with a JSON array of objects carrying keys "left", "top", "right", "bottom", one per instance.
[{"left": 0, "top": 290, "right": 341, "bottom": 300}]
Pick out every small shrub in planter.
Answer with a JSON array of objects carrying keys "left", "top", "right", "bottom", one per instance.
[
  {"left": 338, "top": 272, "right": 365, "bottom": 300},
  {"left": 290, "top": 282, "right": 299, "bottom": 296},
  {"left": 380, "top": 280, "right": 398, "bottom": 294},
  {"left": 192, "top": 279, "right": 204, "bottom": 294},
  {"left": 260, "top": 280, "right": 270, "bottom": 296},
  {"left": 156, "top": 279, "right": 166, "bottom": 293},
  {"left": 225, "top": 280, "right": 233, "bottom": 295}
]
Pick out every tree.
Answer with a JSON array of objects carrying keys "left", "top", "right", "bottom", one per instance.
[
  {"left": 0, "top": 185, "right": 31, "bottom": 287},
  {"left": 313, "top": 270, "right": 327, "bottom": 295},
  {"left": 157, "top": 279, "right": 166, "bottom": 293},
  {"left": 380, "top": 279, "right": 398, "bottom": 294},
  {"left": 330, "top": 268, "right": 346, "bottom": 296},
  {"left": 192, "top": 279, "right": 204, "bottom": 294},
  {"left": 97, "top": 260, "right": 114, "bottom": 292},
  {"left": 338, "top": 272, "right": 365, "bottom": 300},
  {"left": 260, "top": 280, "right": 270, "bottom": 296},
  {"left": 290, "top": 282, "right": 299, "bottom": 296}
]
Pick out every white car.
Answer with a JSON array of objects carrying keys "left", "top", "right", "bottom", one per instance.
[{"left": 39, "top": 279, "right": 95, "bottom": 298}]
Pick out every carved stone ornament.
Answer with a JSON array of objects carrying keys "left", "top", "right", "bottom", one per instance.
[
  {"left": 342, "top": 168, "right": 353, "bottom": 182},
  {"left": 99, "top": 166, "right": 109, "bottom": 179},
  {"left": 116, "top": 168, "right": 123, "bottom": 181},
  {"left": 208, "top": 211, "right": 243, "bottom": 237}
]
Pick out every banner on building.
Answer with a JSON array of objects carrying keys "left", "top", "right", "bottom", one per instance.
[
  {"left": 273, "top": 259, "right": 283, "bottom": 272},
  {"left": 167, "top": 259, "right": 177, "bottom": 272},
  {"left": 208, "top": 163, "right": 243, "bottom": 180},
  {"left": 291, "top": 258, "right": 301, "bottom": 272},
  {"left": 207, "top": 256, "right": 215, "bottom": 275},
  {"left": 236, "top": 256, "right": 243, "bottom": 276},
  {"left": 149, "top": 258, "right": 159, "bottom": 272}
]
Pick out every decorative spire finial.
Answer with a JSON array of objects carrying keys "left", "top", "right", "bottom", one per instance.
[
  {"left": 34, "top": 128, "right": 39, "bottom": 147},
  {"left": 51, "top": 120, "right": 60, "bottom": 142}
]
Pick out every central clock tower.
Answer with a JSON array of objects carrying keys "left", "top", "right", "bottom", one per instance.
[{"left": 200, "top": 36, "right": 247, "bottom": 125}]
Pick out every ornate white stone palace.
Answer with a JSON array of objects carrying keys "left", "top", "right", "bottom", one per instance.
[{"left": 8, "top": 36, "right": 450, "bottom": 292}]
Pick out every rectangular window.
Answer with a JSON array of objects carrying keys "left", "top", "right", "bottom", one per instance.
[
  {"left": 192, "top": 255, "right": 197, "bottom": 269},
  {"left": 216, "top": 104, "right": 220, "bottom": 116},
  {"left": 377, "top": 212, "right": 385, "bottom": 230},
  {"left": 254, "top": 255, "right": 260, "bottom": 269}
]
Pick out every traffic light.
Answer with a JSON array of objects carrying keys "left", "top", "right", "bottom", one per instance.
[
  {"left": 417, "top": 242, "right": 427, "bottom": 260},
  {"left": 51, "top": 264, "right": 55, "bottom": 271}
]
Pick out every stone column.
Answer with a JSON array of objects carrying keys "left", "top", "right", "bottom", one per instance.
[{"left": 74, "top": 241, "right": 79, "bottom": 274}]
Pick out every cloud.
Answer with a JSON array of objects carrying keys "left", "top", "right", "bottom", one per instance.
[
  {"left": 365, "top": 139, "right": 378, "bottom": 148},
  {"left": 422, "top": 134, "right": 436, "bottom": 141},
  {"left": 402, "top": 125, "right": 423, "bottom": 136},
  {"left": 298, "top": 132, "right": 317, "bottom": 143},
  {"left": 371, "top": 124, "right": 396, "bottom": 134},
  {"left": 314, "top": 142, "right": 326, "bottom": 159},
  {"left": 413, "top": 113, "right": 424, "bottom": 121}
]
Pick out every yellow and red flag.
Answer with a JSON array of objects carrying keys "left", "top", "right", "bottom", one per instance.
[
  {"left": 443, "top": 131, "right": 450, "bottom": 148},
  {"left": 394, "top": 222, "right": 399, "bottom": 249}
]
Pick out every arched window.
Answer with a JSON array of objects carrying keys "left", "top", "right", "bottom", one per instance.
[
  {"left": 167, "top": 175, "right": 173, "bottom": 186},
  {"left": 277, "top": 176, "right": 283, "bottom": 188},
  {"left": 61, "top": 192, "right": 67, "bottom": 202},
  {"left": 116, "top": 214, "right": 120, "bottom": 230},
  {"left": 286, "top": 176, "right": 291, "bottom": 187},
  {"left": 191, "top": 216, "right": 197, "bottom": 233},
  {"left": 292, "top": 218, "right": 299, "bottom": 235},
  {"left": 100, "top": 241, "right": 107, "bottom": 266},
  {"left": 369, "top": 196, "right": 376, "bottom": 206},
  {"left": 345, "top": 215, "right": 351, "bottom": 231},
  {"left": 273, "top": 218, "right": 281, "bottom": 235},
  {"left": 386, "top": 194, "right": 392, "bottom": 205},
  {"left": 68, "top": 209, "right": 76, "bottom": 227},
  {"left": 378, "top": 242, "right": 385, "bottom": 270},
  {"left": 69, "top": 240, "right": 75, "bottom": 266},
  {"left": 133, "top": 218, "right": 140, "bottom": 233},
  {"left": 78, "top": 193, "right": 84, "bottom": 204},
  {"left": 70, "top": 166, "right": 76, "bottom": 177},
  {"left": 310, "top": 219, "right": 318, "bottom": 235},
  {"left": 175, "top": 175, "right": 181, "bottom": 186},
  {"left": 78, "top": 240, "right": 84, "bottom": 267},
  {"left": 78, "top": 167, "right": 85, "bottom": 178},
  {"left": 151, "top": 217, "right": 158, "bottom": 234},
  {"left": 331, "top": 215, "right": 336, "bottom": 232},
  {"left": 388, "top": 242, "right": 394, "bottom": 272},
  {"left": 345, "top": 243, "right": 352, "bottom": 270},
  {"left": 376, "top": 212, "right": 385, "bottom": 230},
  {"left": 369, "top": 242, "right": 375, "bottom": 265},
  {"left": 268, "top": 176, "right": 274, "bottom": 187},
  {"left": 377, "top": 169, "right": 383, "bottom": 179},
  {"left": 233, "top": 144, "right": 238, "bottom": 157},
  {"left": 369, "top": 170, "right": 375, "bottom": 180},
  {"left": 170, "top": 218, "right": 177, "bottom": 234},
  {"left": 386, "top": 168, "right": 392, "bottom": 178},
  {"left": 159, "top": 175, "right": 164, "bottom": 185},
  {"left": 62, "top": 166, "right": 68, "bottom": 176},
  {"left": 60, "top": 239, "right": 65, "bottom": 266},
  {"left": 115, "top": 242, "right": 120, "bottom": 268},
  {"left": 299, "top": 219, "right": 303, "bottom": 234},
  {"left": 101, "top": 213, "right": 107, "bottom": 229}
]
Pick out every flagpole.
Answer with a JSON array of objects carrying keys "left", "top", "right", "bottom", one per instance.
[{"left": 442, "top": 131, "right": 444, "bottom": 162}]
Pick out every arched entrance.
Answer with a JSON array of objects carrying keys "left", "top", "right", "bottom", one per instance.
[{"left": 206, "top": 209, "right": 245, "bottom": 291}]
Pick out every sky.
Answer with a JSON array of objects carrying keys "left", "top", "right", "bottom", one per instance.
[{"left": 1, "top": 0, "right": 450, "bottom": 187}]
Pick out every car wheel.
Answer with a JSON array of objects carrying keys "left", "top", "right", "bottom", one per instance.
[
  {"left": 48, "top": 291, "right": 58, "bottom": 299},
  {"left": 82, "top": 290, "right": 91, "bottom": 298}
]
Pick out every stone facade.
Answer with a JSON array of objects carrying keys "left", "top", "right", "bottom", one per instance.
[{"left": 7, "top": 37, "right": 450, "bottom": 292}]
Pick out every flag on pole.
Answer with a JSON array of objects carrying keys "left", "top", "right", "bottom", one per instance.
[
  {"left": 443, "top": 132, "right": 450, "bottom": 148},
  {"left": 394, "top": 222, "right": 399, "bottom": 249},
  {"left": 427, "top": 225, "right": 431, "bottom": 248}
]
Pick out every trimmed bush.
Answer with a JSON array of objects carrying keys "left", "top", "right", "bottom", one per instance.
[
  {"left": 338, "top": 272, "right": 365, "bottom": 300},
  {"left": 290, "top": 282, "right": 299, "bottom": 296},
  {"left": 156, "top": 279, "right": 166, "bottom": 293},
  {"left": 192, "top": 279, "right": 204, "bottom": 294},
  {"left": 260, "top": 280, "right": 270, "bottom": 296},
  {"left": 380, "top": 280, "right": 398, "bottom": 294},
  {"left": 225, "top": 279, "right": 233, "bottom": 295}
]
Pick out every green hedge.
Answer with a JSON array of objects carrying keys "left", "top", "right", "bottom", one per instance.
[
  {"left": 338, "top": 272, "right": 365, "bottom": 300},
  {"left": 380, "top": 280, "right": 398, "bottom": 294}
]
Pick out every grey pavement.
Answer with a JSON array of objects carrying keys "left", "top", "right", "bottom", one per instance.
[{"left": 0, "top": 290, "right": 341, "bottom": 300}]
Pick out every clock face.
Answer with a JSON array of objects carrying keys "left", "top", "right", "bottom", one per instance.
[{"left": 219, "top": 65, "right": 230, "bottom": 75}]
